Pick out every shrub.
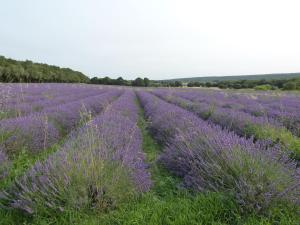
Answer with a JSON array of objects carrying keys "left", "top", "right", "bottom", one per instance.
[
  {"left": 138, "top": 91, "right": 299, "bottom": 214},
  {"left": 0, "top": 125, "right": 136, "bottom": 214},
  {"left": 163, "top": 129, "right": 300, "bottom": 214},
  {"left": 254, "top": 84, "right": 272, "bottom": 91},
  {"left": 0, "top": 114, "right": 59, "bottom": 155},
  {"left": 0, "top": 91, "right": 150, "bottom": 215},
  {"left": 283, "top": 82, "right": 297, "bottom": 90},
  {"left": 244, "top": 124, "right": 300, "bottom": 160}
]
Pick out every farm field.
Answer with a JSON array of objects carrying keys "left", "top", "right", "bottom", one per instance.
[{"left": 0, "top": 84, "right": 299, "bottom": 225}]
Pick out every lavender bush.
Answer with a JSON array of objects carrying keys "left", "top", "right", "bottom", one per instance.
[
  {"left": 0, "top": 91, "right": 150, "bottom": 214},
  {"left": 0, "top": 90, "right": 121, "bottom": 156},
  {"left": 152, "top": 89, "right": 300, "bottom": 160},
  {"left": 138, "top": 91, "right": 299, "bottom": 213},
  {"left": 175, "top": 89, "right": 300, "bottom": 137},
  {"left": 0, "top": 114, "right": 60, "bottom": 155},
  {"left": 1, "top": 83, "right": 108, "bottom": 119}
]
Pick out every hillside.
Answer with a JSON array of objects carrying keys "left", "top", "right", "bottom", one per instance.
[
  {"left": 0, "top": 56, "right": 90, "bottom": 83},
  {"left": 162, "top": 73, "right": 300, "bottom": 83}
]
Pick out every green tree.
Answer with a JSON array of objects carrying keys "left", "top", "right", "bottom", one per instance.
[
  {"left": 132, "top": 77, "right": 145, "bottom": 86},
  {"left": 116, "top": 77, "right": 125, "bottom": 85},
  {"left": 174, "top": 81, "right": 183, "bottom": 87},
  {"left": 283, "top": 81, "right": 297, "bottom": 90},
  {"left": 143, "top": 77, "right": 150, "bottom": 87}
]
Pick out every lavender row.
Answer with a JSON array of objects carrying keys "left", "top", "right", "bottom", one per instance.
[
  {"left": 0, "top": 90, "right": 122, "bottom": 156},
  {"left": 1, "top": 84, "right": 102, "bottom": 104},
  {"left": 242, "top": 94, "right": 300, "bottom": 136},
  {"left": 0, "top": 91, "right": 151, "bottom": 214},
  {"left": 91, "top": 91, "right": 151, "bottom": 192},
  {"left": 176, "top": 89, "right": 300, "bottom": 136},
  {"left": 1, "top": 84, "right": 108, "bottom": 119},
  {"left": 6, "top": 88, "right": 108, "bottom": 118},
  {"left": 153, "top": 89, "right": 300, "bottom": 159},
  {"left": 1, "top": 83, "right": 78, "bottom": 105},
  {"left": 138, "top": 91, "right": 299, "bottom": 213}
]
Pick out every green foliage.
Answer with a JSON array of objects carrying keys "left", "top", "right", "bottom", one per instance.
[
  {"left": 0, "top": 142, "right": 62, "bottom": 190},
  {"left": 283, "top": 81, "right": 297, "bottom": 90},
  {"left": 187, "top": 81, "right": 203, "bottom": 87},
  {"left": 185, "top": 77, "right": 300, "bottom": 90},
  {"left": 283, "top": 79, "right": 300, "bottom": 90},
  {"left": 143, "top": 77, "right": 150, "bottom": 87},
  {"left": 156, "top": 81, "right": 183, "bottom": 87},
  {"left": 166, "top": 73, "right": 300, "bottom": 83},
  {"left": 132, "top": 77, "right": 145, "bottom": 86},
  {"left": 0, "top": 111, "right": 10, "bottom": 120},
  {"left": 90, "top": 76, "right": 155, "bottom": 87},
  {"left": 90, "top": 76, "right": 130, "bottom": 86},
  {"left": 244, "top": 124, "right": 300, "bottom": 160},
  {"left": 0, "top": 56, "right": 89, "bottom": 83},
  {"left": 254, "top": 84, "right": 273, "bottom": 90}
]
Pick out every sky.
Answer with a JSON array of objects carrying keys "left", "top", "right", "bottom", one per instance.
[{"left": 1, "top": 0, "right": 300, "bottom": 80}]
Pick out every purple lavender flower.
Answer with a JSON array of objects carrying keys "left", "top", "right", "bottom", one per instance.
[
  {"left": 138, "top": 91, "right": 299, "bottom": 213},
  {"left": 0, "top": 90, "right": 151, "bottom": 214},
  {"left": 151, "top": 89, "right": 300, "bottom": 158},
  {"left": 0, "top": 89, "right": 121, "bottom": 155}
]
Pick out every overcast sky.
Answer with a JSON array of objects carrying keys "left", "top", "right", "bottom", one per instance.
[{"left": 1, "top": 0, "right": 300, "bottom": 80}]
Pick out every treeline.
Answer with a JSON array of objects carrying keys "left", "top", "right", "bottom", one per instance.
[
  {"left": 90, "top": 76, "right": 183, "bottom": 87},
  {"left": 0, "top": 56, "right": 89, "bottom": 83},
  {"left": 187, "top": 78, "right": 300, "bottom": 90},
  {"left": 3, "top": 54, "right": 299, "bottom": 90}
]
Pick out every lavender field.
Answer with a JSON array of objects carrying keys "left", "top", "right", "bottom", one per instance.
[{"left": 0, "top": 84, "right": 299, "bottom": 224}]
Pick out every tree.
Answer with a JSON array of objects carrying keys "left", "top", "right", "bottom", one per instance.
[
  {"left": 102, "top": 77, "right": 111, "bottom": 85},
  {"left": 132, "top": 77, "right": 145, "bottom": 86},
  {"left": 174, "top": 81, "right": 183, "bottom": 87},
  {"left": 116, "top": 77, "right": 125, "bottom": 85},
  {"left": 254, "top": 84, "right": 272, "bottom": 91},
  {"left": 90, "top": 77, "right": 99, "bottom": 84},
  {"left": 283, "top": 81, "right": 297, "bottom": 90},
  {"left": 144, "top": 77, "right": 150, "bottom": 87},
  {"left": 0, "top": 55, "right": 89, "bottom": 83}
]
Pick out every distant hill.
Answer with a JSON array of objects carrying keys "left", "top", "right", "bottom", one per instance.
[
  {"left": 161, "top": 73, "right": 300, "bottom": 83},
  {"left": 0, "top": 55, "right": 90, "bottom": 83}
]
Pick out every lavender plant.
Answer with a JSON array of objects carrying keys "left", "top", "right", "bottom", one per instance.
[
  {"left": 152, "top": 89, "right": 300, "bottom": 160},
  {"left": 138, "top": 91, "right": 299, "bottom": 213},
  {"left": 3, "top": 84, "right": 108, "bottom": 118},
  {"left": 0, "top": 91, "right": 151, "bottom": 214},
  {"left": 0, "top": 114, "right": 60, "bottom": 155},
  {"left": 0, "top": 90, "right": 121, "bottom": 156},
  {"left": 175, "top": 89, "right": 300, "bottom": 137}
]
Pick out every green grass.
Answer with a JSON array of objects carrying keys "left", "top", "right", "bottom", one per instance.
[
  {"left": 0, "top": 104, "right": 299, "bottom": 225},
  {"left": 0, "top": 140, "right": 64, "bottom": 224},
  {"left": 0, "top": 111, "right": 10, "bottom": 120},
  {"left": 245, "top": 124, "right": 300, "bottom": 160},
  {"left": 0, "top": 141, "right": 63, "bottom": 190}
]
